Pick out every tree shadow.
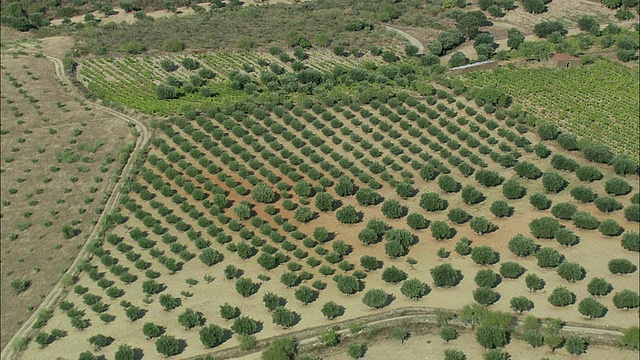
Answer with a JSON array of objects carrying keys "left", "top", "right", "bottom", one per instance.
[
  {"left": 251, "top": 282, "right": 261, "bottom": 295},
  {"left": 176, "top": 338, "right": 188, "bottom": 356},
  {"left": 254, "top": 321, "right": 264, "bottom": 334},
  {"left": 384, "top": 293, "right": 396, "bottom": 308},
  {"left": 493, "top": 274, "right": 503, "bottom": 288},
  {"left": 454, "top": 271, "right": 464, "bottom": 287},
  {"left": 133, "top": 348, "right": 144, "bottom": 360},
  {"left": 291, "top": 311, "right": 303, "bottom": 327},
  {"left": 422, "top": 283, "right": 432, "bottom": 297},
  {"left": 490, "top": 252, "right": 501, "bottom": 265},
  {"left": 221, "top": 329, "right": 234, "bottom": 345}
]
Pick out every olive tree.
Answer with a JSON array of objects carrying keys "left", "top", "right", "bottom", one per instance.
[
  {"left": 471, "top": 246, "right": 498, "bottom": 265},
  {"left": 508, "top": 234, "right": 536, "bottom": 257},
  {"left": 578, "top": 297, "right": 606, "bottom": 319}
]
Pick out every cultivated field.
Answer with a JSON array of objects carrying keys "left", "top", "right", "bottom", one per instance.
[
  {"left": 1, "top": 0, "right": 639, "bottom": 359},
  {"left": 13, "top": 48, "right": 639, "bottom": 359},
  {"left": 461, "top": 59, "right": 640, "bottom": 156}
]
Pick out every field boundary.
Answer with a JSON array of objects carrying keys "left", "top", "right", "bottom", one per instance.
[
  {"left": 182, "top": 306, "right": 626, "bottom": 360},
  {"left": 0, "top": 56, "right": 151, "bottom": 360}
]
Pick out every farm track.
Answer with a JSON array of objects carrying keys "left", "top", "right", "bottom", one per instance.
[
  {"left": 180, "top": 305, "right": 625, "bottom": 360},
  {"left": 383, "top": 25, "right": 424, "bottom": 55},
  {"left": 0, "top": 56, "right": 150, "bottom": 360}
]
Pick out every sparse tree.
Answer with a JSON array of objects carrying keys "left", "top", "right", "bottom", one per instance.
[
  {"left": 613, "top": 290, "right": 640, "bottom": 309},
  {"left": 235, "top": 277, "right": 255, "bottom": 297},
  {"left": 400, "top": 279, "right": 428, "bottom": 300},
  {"left": 471, "top": 246, "right": 498, "bottom": 265},
  {"left": 155, "top": 335, "right": 180, "bottom": 357},
  {"left": 475, "top": 325, "right": 508, "bottom": 349},
  {"left": 219, "top": 303, "right": 239, "bottom": 320},
  {"left": 362, "top": 289, "right": 389, "bottom": 309},
  {"left": 473, "top": 287, "right": 500, "bottom": 306},
  {"left": 556, "top": 262, "right": 584, "bottom": 282},
  {"left": 609, "top": 258, "right": 636, "bottom": 274},
  {"left": 548, "top": 287, "right": 575, "bottom": 307},
  {"left": 508, "top": 234, "right": 536, "bottom": 257},
  {"left": 178, "top": 308, "right": 203, "bottom": 330},
  {"left": 114, "top": 344, "right": 135, "bottom": 360},
  {"left": 587, "top": 277, "right": 612, "bottom": 297},
  {"left": 578, "top": 297, "right": 607, "bottom": 318},
  {"left": 200, "top": 324, "right": 224, "bottom": 348},
  {"left": 525, "top": 274, "right": 545, "bottom": 291},
  {"left": 440, "top": 325, "right": 458, "bottom": 342},
  {"left": 511, "top": 296, "right": 534, "bottom": 313},
  {"left": 272, "top": 307, "right": 296, "bottom": 328},
  {"left": 232, "top": 316, "right": 259, "bottom": 335},
  {"left": 321, "top": 301, "right": 344, "bottom": 320},
  {"left": 431, "top": 264, "right": 459, "bottom": 287}
]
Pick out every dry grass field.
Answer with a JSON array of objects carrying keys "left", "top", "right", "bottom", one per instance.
[{"left": 0, "top": 36, "right": 135, "bottom": 350}]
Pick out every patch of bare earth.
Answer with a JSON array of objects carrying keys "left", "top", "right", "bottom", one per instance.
[{"left": 0, "top": 39, "right": 134, "bottom": 349}]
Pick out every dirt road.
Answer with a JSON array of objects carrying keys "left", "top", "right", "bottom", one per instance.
[
  {"left": 383, "top": 25, "right": 424, "bottom": 55},
  {"left": 0, "top": 56, "right": 150, "bottom": 360}
]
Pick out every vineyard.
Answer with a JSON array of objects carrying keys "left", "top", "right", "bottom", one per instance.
[
  {"left": 16, "top": 50, "right": 640, "bottom": 359},
  {"left": 78, "top": 49, "right": 378, "bottom": 115},
  {"left": 460, "top": 59, "right": 640, "bottom": 157}
]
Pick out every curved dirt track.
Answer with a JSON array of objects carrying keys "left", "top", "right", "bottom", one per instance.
[
  {"left": 182, "top": 306, "right": 625, "bottom": 360},
  {"left": 0, "top": 56, "right": 150, "bottom": 360},
  {"left": 383, "top": 25, "right": 424, "bottom": 55}
]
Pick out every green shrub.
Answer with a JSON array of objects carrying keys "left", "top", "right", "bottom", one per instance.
[
  {"left": 535, "top": 247, "right": 563, "bottom": 268},
  {"left": 576, "top": 166, "right": 603, "bottom": 182},
  {"left": 609, "top": 259, "right": 636, "bottom": 274},
  {"left": 570, "top": 186, "right": 597, "bottom": 203},
  {"left": 572, "top": 211, "right": 600, "bottom": 230},
  {"left": 542, "top": 172, "right": 567, "bottom": 193},
  {"left": 599, "top": 219, "right": 623, "bottom": 236},
  {"left": 529, "top": 217, "right": 560, "bottom": 239},
  {"left": 529, "top": 193, "right": 551, "bottom": 210},
  {"left": 625, "top": 204, "right": 640, "bottom": 222},
  {"left": 621, "top": 232, "right": 639, "bottom": 252},
  {"left": 555, "top": 228, "right": 578, "bottom": 246},
  {"left": 605, "top": 177, "right": 632, "bottom": 196},
  {"left": 471, "top": 246, "right": 498, "bottom": 265},
  {"left": 594, "top": 196, "right": 623, "bottom": 213},
  {"left": 551, "top": 202, "right": 577, "bottom": 220},
  {"left": 502, "top": 179, "right": 526, "bottom": 199},
  {"left": 508, "top": 234, "right": 536, "bottom": 257},
  {"left": 548, "top": 286, "right": 575, "bottom": 307}
]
